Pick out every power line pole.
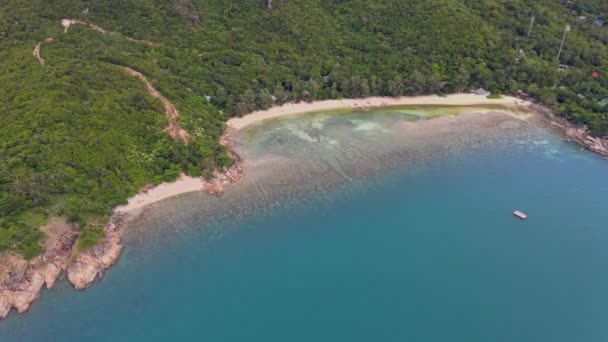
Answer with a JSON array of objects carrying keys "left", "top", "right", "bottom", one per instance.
[
  {"left": 527, "top": 16, "right": 536, "bottom": 39},
  {"left": 557, "top": 25, "right": 571, "bottom": 61}
]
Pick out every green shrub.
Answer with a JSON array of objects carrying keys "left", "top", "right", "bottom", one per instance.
[{"left": 76, "top": 226, "right": 106, "bottom": 251}]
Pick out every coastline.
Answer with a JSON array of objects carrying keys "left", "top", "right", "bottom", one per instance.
[
  {"left": 2, "top": 92, "right": 602, "bottom": 320},
  {"left": 0, "top": 94, "right": 535, "bottom": 318},
  {"left": 117, "top": 94, "right": 533, "bottom": 216},
  {"left": 540, "top": 111, "right": 608, "bottom": 157},
  {"left": 114, "top": 126, "right": 244, "bottom": 215},
  {"left": 114, "top": 175, "right": 207, "bottom": 213},
  {"left": 226, "top": 94, "right": 531, "bottom": 130},
  {"left": 5, "top": 107, "right": 608, "bottom": 341}
]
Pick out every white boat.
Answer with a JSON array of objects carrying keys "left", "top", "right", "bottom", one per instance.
[{"left": 513, "top": 210, "right": 527, "bottom": 220}]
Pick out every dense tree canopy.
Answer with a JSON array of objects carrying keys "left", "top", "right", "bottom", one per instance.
[{"left": 1, "top": 0, "right": 607, "bottom": 257}]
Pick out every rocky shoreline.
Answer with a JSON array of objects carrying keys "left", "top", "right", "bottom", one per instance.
[
  {"left": 551, "top": 119, "right": 608, "bottom": 157},
  {"left": 2, "top": 103, "right": 606, "bottom": 320},
  {"left": 530, "top": 104, "right": 608, "bottom": 157},
  {"left": 0, "top": 216, "right": 122, "bottom": 319},
  {"left": 0, "top": 127, "right": 244, "bottom": 320},
  {"left": 202, "top": 127, "right": 244, "bottom": 196}
]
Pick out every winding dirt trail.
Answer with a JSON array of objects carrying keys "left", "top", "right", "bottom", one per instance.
[
  {"left": 33, "top": 37, "right": 53, "bottom": 66},
  {"left": 121, "top": 67, "right": 190, "bottom": 143},
  {"left": 34, "top": 19, "right": 158, "bottom": 67},
  {"left": 32, "top": 20, "right": 185, "bottom": 142},
  {"left": 61, "top": 18, "right": 105, "bottom": 34},
  {"left": 126, "top": 37, "right": 160, "bottom": 47},
  {"left": 33, "top": 42, "right": 44, "bottom": 65},
  {"left": 61, "top": 18, "right": 159, "bottom": 46}
]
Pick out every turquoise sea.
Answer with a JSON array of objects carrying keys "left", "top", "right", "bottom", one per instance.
[{"left": 2, "top": 107, "right": 608, "bottom": 341}]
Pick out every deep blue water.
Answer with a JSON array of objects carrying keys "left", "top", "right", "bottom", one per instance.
[{"left": 2, "top": 112, "right": 608, "bottom": 341}]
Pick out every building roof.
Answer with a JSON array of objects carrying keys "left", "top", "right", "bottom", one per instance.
[{"left": 473, "top": 88, "right": 490, "bottom": 96}]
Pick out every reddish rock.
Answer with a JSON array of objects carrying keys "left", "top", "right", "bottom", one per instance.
[
  {"left": 201, "top": 126, "right": 245, "bottom": 197},
  {"left": 548, "top": 115, "right": 608, "bottom": 157},
  {"left": 0, "top": 219, "right": 78, "bottom": 319},
  {"left": 0, "top": 216, "right": 124, "bottom": 319}
]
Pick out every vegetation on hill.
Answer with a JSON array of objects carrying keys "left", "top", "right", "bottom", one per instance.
[{"left": 1, "top": 0, "right": 607, "bottom": 257}]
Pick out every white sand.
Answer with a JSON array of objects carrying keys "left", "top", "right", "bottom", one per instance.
[
  {"left": 114, "top": 175, "right": 206, "bottom": 213},
  {"left": 117, "top": 94, "right": 532, "bottom": 213},
  {"left": 227, "top": 94, "right": 531, "bottom": 130}
]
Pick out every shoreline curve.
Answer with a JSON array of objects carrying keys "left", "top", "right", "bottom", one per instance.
[
  {"left": 118, "top": 93, "right": 533, "bottom": 214},
  {"left": 227, "top": 94, "right": 531, "bottom": 130}
]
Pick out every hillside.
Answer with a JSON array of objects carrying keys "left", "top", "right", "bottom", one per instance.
[{"left": 1, "top": 0, "right": 607, "bottom": 257}]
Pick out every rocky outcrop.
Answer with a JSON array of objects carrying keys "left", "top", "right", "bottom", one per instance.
[
  {"left": 538, "top": 107, "right": 608, "bottom": 157},
  {"left": 67, "top": 221, "right": 122, "bottom": 290},
  {"left": 0, "top": 219, "right": 78, "bottom": 319},
  {"left": 43, "top": 263, "right": 62, "bottom": 288},
  {"left": 0, "top": 216, "right": 123, "bottom": 319},
  {"left": 0, "top": 256, "right": 46, "bottom": 318},
  {"left": 203, "top": 165, "right": 244, "bottom": 196},
  {"left": 203, "top": 127, "right": 244, "bottom": 196},
  {"left": 559, "top": 124, "right": 608, "bottom": 156}
]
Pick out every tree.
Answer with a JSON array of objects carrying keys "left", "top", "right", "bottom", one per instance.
[
  {"left": 388, "top": 76, "right": 404, "bottom": 96},
  {"left": 305, "top": 79, "right": 320, "bottom": 100},
  {"left": 405, "top": 71, "right": 427, "bottom": 95},
  {"left": 236, "top": 89, "right": 257, "bottom": 115},
  {"left": 256, "top": 88, "right": 274, "bottom": 109},
  {"left": 273, "top": 84, "right": 288, "bottom": 105},
  {"left": 342, "top": 76, "right": 370, "bottom": 98},
  {"left": 455, "top": 64, "right": 471, "bottom": 92},
  {"left": 369, "top": 75, "right": 382, "bottom": 95}
]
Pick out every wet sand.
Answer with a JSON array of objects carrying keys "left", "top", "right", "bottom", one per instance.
[
  {"left": 227, "top": 94, "right": 532, "bottom": 130},
  {"left": 117, "top": 96, "right": 535, "bottom": 215}
]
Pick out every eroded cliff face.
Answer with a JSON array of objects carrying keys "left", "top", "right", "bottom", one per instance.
[
  {"left": 0, "top": 219, "right": 77, "bottom": 318},
  {"left": 0, "top": 217, "right": 122, "bottom": 319},
  {"left": 67, "top": 221, "right": 123, "bottom": 290}
]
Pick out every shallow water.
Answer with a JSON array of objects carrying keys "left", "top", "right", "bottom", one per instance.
[{"left": 2, "top": 107, "right": 608, "bottom": 341}]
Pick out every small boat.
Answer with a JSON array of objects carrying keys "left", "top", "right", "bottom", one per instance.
[{"left": 513, "top": 210, "right": 527, "bottom": 220}]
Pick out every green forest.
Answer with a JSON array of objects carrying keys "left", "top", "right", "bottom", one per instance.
[{"left": 1, "top": 0, "right": 607, "bottom": 257}]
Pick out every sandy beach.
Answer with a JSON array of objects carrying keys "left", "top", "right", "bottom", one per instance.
[
  {"left": 227, "top": 94, "right": 531, "bottom": 130},
  {"left": 117, "top": 94, "right": 533, "bottom": 214},
  {"left": 114, "top": 175, "right": 206, "bottom": 213}
]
